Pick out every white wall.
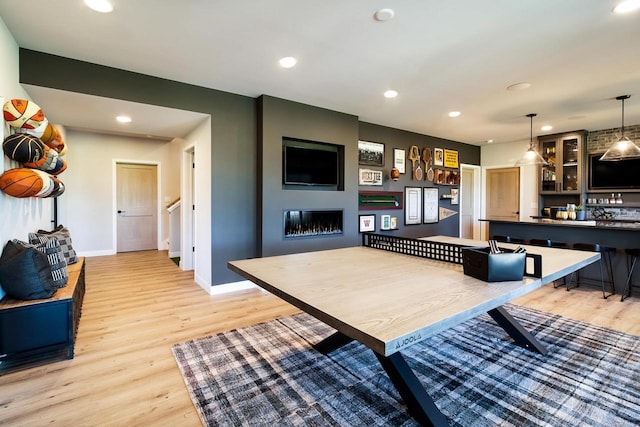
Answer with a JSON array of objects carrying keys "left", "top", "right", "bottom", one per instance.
[
  {"left": 59, "top": 130, "right": 181, "bottom": 256},
  {"left": 480, "top": 140, "right": 539, "bottom": 238},
  {"left": 181, "top": 117, "right": 212, "bottom": 290},
  {"left": 0, "top": 17, "right": 53, "bottom": 246}
]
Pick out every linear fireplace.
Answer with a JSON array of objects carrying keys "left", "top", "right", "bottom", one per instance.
[{"left": 284, "top": 210, "right": 343, "bottom": 238}]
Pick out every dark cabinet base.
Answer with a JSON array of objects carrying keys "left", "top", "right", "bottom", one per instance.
[{"left": 0, "top": 258, "right": 85, "bottom": 374}]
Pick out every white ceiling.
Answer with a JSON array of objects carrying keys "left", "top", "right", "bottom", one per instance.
[{"left": 1, "top": 1, "right": 639, "bottom": 145}]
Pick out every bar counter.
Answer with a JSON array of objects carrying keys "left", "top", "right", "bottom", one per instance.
[{"left": 482, "top": 218, "right": 639, "bottom": 294}]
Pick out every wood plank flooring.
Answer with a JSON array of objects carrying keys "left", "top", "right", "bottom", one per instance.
[{"left": 1, "top": 250, "right": 639, "bottom": 425}]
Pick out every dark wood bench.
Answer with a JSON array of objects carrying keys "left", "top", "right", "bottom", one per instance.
[{"left": 0, "top": 257, "right": 85, "bottom": 373}]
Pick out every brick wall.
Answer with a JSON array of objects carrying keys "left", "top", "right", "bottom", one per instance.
[{"left": 587, "top": 123, "right": 640, "bottom": 153}]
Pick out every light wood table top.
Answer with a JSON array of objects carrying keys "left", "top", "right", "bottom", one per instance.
[{"left": 228, "top": 237, "right": 599, "bottom": 356}]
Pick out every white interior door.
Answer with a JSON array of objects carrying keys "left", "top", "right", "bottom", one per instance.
[{"left": 116, "top": 163, "right": 158, "bottom": 252}]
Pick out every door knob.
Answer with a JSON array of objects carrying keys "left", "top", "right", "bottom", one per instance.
[{"left": 117, "top": 210, "right": 126, "bottom": 214}]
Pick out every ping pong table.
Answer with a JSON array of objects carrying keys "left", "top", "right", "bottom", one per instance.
[{"left": 228, "top": 235, "right": 600, "bottom": 426}]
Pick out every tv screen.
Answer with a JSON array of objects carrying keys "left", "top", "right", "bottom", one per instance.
[
  {"left": 283, "top": 144, "right": 339, "bottom": 186},
  {"left": 589, "top": 153, "right": 640, "bottom": 190}
]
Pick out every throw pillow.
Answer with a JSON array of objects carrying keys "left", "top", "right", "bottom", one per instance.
[
  {"left": 0, "top": 280, "right": 6, "bottom": 301},
  {"left": 29, "top": 225, "right": 78, "bottom": 264},
  {"left": 12, "top": 238, "right": 68, "bottom": 288},
  {"left": 0, "top": 241, "right": 57, "bottom": 300}
]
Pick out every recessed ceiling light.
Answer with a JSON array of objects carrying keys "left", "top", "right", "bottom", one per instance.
[
  {"left": 487, "top": 139, "right": 494, "bottom": 144},
  {"left": 506, "top": 82, "right": 532, "bottom": 91},
  {"left": 613, "top": 0, "right": 640, "bottom": 14},
  {"left": 541, "top": 125, "right": 553, "bottom": 132},
  {"left": 116, "top": 115, "right": 132, "bottom": 123},
  {"left": 448, "top": 111, "right": 461, "bottom": 118},
  {"left": 384, "top": 90, "right": 398, "bottom": 98},
  {"left": 279, "top": 57, "right": 297, "bottom": 68},
  {"left": 374, "top": 8, "right": 395, "bottom": 21},
  {"left": 84, "top": 0, "right": 114, "bottom": 13}
]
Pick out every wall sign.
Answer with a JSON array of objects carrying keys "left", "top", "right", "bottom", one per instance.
[
  {"left": 358, "top": 168, "right": 383, "bottom": 186},
  {"left": 443, "top": 149, "right": 459, "bottom": 169}
]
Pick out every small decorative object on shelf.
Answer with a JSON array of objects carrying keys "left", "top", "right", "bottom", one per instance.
[
  {"left": 616, "top": 193, "right": 623, "bottom": 204},
  {"left": 575, "top": 205, "right": 586, "bottom": 221}
]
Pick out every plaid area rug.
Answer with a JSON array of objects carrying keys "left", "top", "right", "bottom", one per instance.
[{"left": 172, "top": 304, "right": 640, "bottom": 426}]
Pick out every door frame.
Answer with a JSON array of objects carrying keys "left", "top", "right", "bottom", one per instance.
[
  {"left": 459, "top": 164, "right": 481, "bottom": 240},
  {"left": 481, "top": 164, "right": 526, "bottom": 240},
  {"left": 112, "top": 159, "right": 162, "bottom": 253},
  {"left": 181, "top": 146, "right": 195, "bottom": 271}
]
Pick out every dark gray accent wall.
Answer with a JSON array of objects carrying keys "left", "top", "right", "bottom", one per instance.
[
  {"left": 358, "top": 122, "right": 481, "bottom": 239},
  {"left": 258, "top": 96, "right": 360, "bottom": 256},
  {"left": 19, "top": 49, "right": 256, "bottom": 285}
]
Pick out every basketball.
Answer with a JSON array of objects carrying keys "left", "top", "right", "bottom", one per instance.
[
  {"left": 40, "top": 123, "right": 56, "bottom": 143},
  {"left": 3, "top": 99, "right": 46, "bottom": 130},
  {"left": 48, "top": 156, "right": 67, "bottom": 175},
  {"left": 15, "top": 118, "right": 49, "bottom": 139},
  {"left": 2, "top": 133, "right": 47, "bottom": 164},
  {"left": 46, "top": 175, "right": 65, "bottom": 198},
  {"left": 34, "top": 170, "right": 54, "bottom": 197},
  {"left": 0, "top": 168, "right": 45, "bottom": 198}
]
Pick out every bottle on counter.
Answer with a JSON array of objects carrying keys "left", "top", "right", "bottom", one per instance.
[
  {"left": 610, "top": 193, "right": 617, "bottom": 204},
  {"left": 616, "top": 193, "right": 623, "bottom": 204}
]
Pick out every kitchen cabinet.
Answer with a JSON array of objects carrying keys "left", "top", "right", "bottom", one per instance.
[{"left": 539, "top": 131, "right": 586, "bottom": 195}]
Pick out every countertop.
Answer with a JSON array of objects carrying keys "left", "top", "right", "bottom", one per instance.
[{"left": 480, "top": 218, "right": 640, "bottom": 230}]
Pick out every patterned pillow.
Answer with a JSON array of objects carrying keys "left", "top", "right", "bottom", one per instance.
[
  {"left": 13, "top": 238, "right": 69, "bottom": 288},
  {"left": 29, "top": 225, "right": 78, "bottom": 265}
]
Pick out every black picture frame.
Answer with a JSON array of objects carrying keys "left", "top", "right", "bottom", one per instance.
[{"left": 358, "top": 140, "right": 385, "bottom": 166}]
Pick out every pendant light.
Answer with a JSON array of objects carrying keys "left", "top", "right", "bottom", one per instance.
[
  {"left": 515, "top": 113, "right": 548, "bottom": 166},
  {"left": 600, "top": 95, "right": 640, "bottom": 161}
]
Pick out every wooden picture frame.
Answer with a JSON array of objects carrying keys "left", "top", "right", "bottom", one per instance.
[
  {"left": 358, "top": 140, "right": 385, "bottom": 166},
  {"left": 404, "top": 186, "right": 422, "bottom": 225},
  {"left": 423, "top": 187, "right": 439, "bottom": 223},
  {"left": 393, "top": 148, "right": 406, "bottom": 174},
  {"left": 358, "top": 214, "right": 376, "bottom": 232}
]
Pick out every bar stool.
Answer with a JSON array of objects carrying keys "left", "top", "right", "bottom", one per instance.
[
  {"left": 621, "top": 248, "right": 640, "bottom": 301},
  {"left": 566, "top": 243, "right": 616, "bottom": 299}
]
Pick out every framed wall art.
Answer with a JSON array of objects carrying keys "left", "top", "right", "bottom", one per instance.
[
  {"left": 450, "top": 188, "right": 459, "bottom": 205},
  {"left": 434, "top": 148, "right": 444, "bottom": 166},
  {"left": 358, "top": 214, "right": 376, "bottom": 232},
  {"left": 380, "top": 214, "right": 391, "bottom": 230},
  {"left": 358, "top": 168, "right": 383, "bottom": 186},
  {"left": 393, "top": 148, "right": 406, "bottom": 174},
  {"left": 358, "top": 140, "right": 385, "bottom": 166},
  {"left": 404, "top": 186, "right": 422, "bottom": 225},
  {"left": 443, "top": 149, "right": 459, "bottom": 169},
  {"left": 423, "top": 187, "right": 439, "bottom": 223}
]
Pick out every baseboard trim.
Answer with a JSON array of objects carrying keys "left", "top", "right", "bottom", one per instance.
[{"left": 209, "top": 280, "right": 259, "bottom": 296}]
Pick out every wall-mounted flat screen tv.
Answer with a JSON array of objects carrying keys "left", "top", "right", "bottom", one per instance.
[
  {"left": 589, "top": 153, "right": 640, "bottom": 190},
  {"left": 283, "top": 139, "right": 340, "bottom": 186}
]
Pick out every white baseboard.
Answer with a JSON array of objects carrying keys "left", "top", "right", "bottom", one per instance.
[
  {"left": 209, "top": 280, "right": 259, "bottom": 295},
  {"left": 78, "top": 249, "right": 116, "bottom": 257}
]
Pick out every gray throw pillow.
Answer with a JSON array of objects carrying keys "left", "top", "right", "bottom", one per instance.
[
  {"left": 29, "top": 225, "right": 78, "bottom": 265},
  {"left": 0, "top": 241, "right": 57, "bottom": 300},
  {"left": 12, "top": 238, "right": 68, "bottom": 288}
]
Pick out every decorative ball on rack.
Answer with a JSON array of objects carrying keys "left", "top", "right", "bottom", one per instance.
[
  {"left": 390, "top": 167, "right": 400, "bottom": 181},
  {"left": 2, "top": 99, "right": 46, "bottom": 130},
  {"left": 46, "top": 175, "right": 65, "bottom": 198},
  {"left": 14, "top": 118, "right": 49, "bottom": 139},
  {"left": 2, "top": 133, "right": 47, "bottom": 164},
  {"left": 0, "top": 168, "right": 46, "bottom": 198},
  {"left": 34, "top": 169, "right": 54, "bottom": 197}
]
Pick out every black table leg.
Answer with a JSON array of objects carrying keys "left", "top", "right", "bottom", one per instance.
[
  {"left": 376, "top": 352, "right": 450, "bottom": 427},
  {"left": 488, "top": 306, "right": 548, "bottom": 355},
  {"left": 313, "top": 331, "right": 354, "bottom": 355}
]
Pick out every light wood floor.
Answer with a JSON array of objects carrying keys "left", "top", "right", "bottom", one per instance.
[{"left": 1, "top": 250, "right": 639, "bottom": 426}]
